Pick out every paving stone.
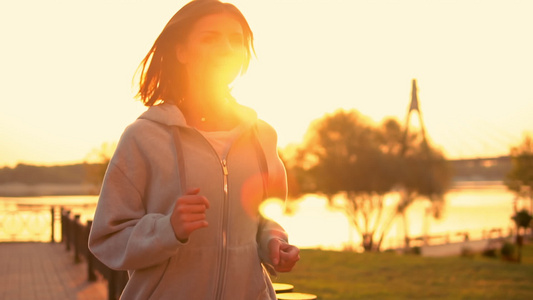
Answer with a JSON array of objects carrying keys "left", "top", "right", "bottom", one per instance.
[{"left": 0, "top": 242, "right": 108, "bottom": 300}]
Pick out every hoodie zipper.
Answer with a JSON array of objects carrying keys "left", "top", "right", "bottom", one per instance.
[
  {"left": 192, "top": 128, "right": 231, "bottom": 299},
  {"left": 192, "top": 128, "right": 242, "bottom": 299},
  {"left": 214, "top": 157, "right": 229, "bottom": 300}
]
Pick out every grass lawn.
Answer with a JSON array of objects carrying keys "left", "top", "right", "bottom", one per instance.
[{"left": 272, "top": 242, "right": 533, "bottom": 300}]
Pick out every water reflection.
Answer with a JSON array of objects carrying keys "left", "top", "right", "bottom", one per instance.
[
  {"left": 0, "top": 182, "right": 528, "bottom": 250},
  {"left": 262, "top": 181, "right": 524, "bottom": 251},
  {"left": 261, "top": 196, "right": 353, "bottom": 250},
  {"left": 0, "top": 196, "right": 98, "bottom": 242}
]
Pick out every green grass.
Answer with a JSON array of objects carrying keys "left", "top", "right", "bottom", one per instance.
[{"left": 272, "top": 243, "right": 533, "bottom": 300}]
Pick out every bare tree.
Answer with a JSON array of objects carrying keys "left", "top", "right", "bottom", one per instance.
[{"left": 285, "top": 109, "right": 451, "bottom": 251}]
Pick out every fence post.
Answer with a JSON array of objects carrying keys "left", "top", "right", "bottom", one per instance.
[
  {"left": 86, "top": 220, "right": 97, "bottom": 282},
  {"left": 107, "top": 270, "right": 128, "bottom": 300},
  {"left": 109, "top": 271, "right": 117, "bottom": 300},
  {"left": 63, "top": 210, "right": 71, "bottom": 251},
  {"left": 74, "top": 214, "right": 81, "bottom": 263},
  {"left": 50, "top": 206, "right": 55, "bottom": 243},
  {"left": 60, "top": 207, "right": 65, "bottom": 244}
]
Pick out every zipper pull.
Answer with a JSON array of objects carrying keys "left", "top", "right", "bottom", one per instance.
[
  {"left": 222, "top": 159, "right": 228, "bottom": 194},
  {"left": 222, "top": 159, "right": 228, "bottom": 176}
]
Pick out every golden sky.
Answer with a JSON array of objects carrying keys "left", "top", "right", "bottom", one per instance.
[{"left": 1, "top": 0, "right": 532, "bottom": 167}]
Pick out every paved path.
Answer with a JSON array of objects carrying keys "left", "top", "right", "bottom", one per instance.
[
  {"left": 0, "top": 242, "right": 108, "bottom": 300},
  {"left": 420, "top": 237, "right": 511, "bottom": 257}
]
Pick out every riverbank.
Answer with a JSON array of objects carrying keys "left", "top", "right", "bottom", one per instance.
[{"left": 0, "top": 180, "right": 506, "bottom": 197}]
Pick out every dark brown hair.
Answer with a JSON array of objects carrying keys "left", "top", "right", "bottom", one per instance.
[{"left": 135, "top": 0, "right": 255, "bottom": 106}]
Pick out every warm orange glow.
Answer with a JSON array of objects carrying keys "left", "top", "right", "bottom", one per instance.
[
  {"left": 1, "top": 1, "right": 532, "bottom": 167},
  {"left": 260, "top": 196, "right": 355, "bottom": 251},
  {"left": 240, "top": 172, "right": 266, "bottom": 218},
  {"left": 259, "top": 197, "right": 285, "bottom": 220},
  {"left": 258, "top": 183, "right": 521, "bottom": 252}
]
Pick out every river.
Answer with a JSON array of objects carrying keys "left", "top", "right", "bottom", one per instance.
[{"left": 0, "top": 181, "right": 529, "bottom": 250}]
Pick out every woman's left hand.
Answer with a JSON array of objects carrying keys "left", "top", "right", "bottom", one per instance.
[{"left": 268, "top": 238, "right": 300, "bottom": 272}]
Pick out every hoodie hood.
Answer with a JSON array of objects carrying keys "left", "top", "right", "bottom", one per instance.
[
  {"left": 138, "top": 102, "right": 259, "bottom": 129},
  {"left": 138, "top": 102, "right": 187, "bottom": 126}
]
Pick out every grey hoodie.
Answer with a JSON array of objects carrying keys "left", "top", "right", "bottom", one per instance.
[{"left": 88, "top": 103, "right": 288, "bottom": 299}]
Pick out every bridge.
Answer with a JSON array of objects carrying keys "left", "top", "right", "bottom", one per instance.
[
  {"left": 448, "top": 156, "right": 511, "bottom": 182},
  {"left": 404, "top": 80, "right": 515, "bottom": 182}
]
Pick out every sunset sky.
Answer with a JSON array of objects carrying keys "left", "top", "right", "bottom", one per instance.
[{"left": 1, "top": 0, "right": 532, "bottom": 167}]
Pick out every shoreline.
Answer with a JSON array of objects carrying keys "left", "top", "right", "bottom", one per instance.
[
  {"left": 0, "top": 183, "right": 100, "bottom": 197},
  {"left": 0, "top": 180, "right": 507, "bottom": 197}
]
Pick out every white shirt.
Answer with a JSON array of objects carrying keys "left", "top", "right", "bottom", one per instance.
[{"left": 199, "top": 126, "right": 241, "bottom": 160}]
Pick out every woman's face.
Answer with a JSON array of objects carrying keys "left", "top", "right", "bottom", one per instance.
[{"left": 177, "top": 13, "right": 246, "bottom": 89}]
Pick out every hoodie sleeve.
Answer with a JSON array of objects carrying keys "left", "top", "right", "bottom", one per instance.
[
  {"left": 88, "top": 122, "right": 182, "bottom": 271},
  {"left": 255, "top": 120, "right": 290, "bottom": 258}
]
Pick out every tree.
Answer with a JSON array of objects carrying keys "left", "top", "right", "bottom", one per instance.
[
  {"left": 505, "top": 133, "right": 533, "bottom": 214},
  {"left": 505, "top": 133, "right": 533, "bottom": 263},
  {"left": 285, "top": 109, "right": 451, "bottom": 251},
  {"left": 84, "top": 142, "right": 116, "bottom": 190},
  {"left": 511, "top": 209, "right": 532, "bottom": 263},
  {"left": 280, "top": 146, "right": 315, "bottom": 200},
  {"left": 385, "top": 125, "right": 451, "bottom": 249}
]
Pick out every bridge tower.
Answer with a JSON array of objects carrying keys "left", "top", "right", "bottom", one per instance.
[
  {"left": 401, "top": 79, "right": 430, "bottom": 156},
  {"left": 400, "top": 79, "right": 437, "bottom": 248}
]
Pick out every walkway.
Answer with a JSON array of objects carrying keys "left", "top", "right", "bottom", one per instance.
[{"left": 0, "top": 242, "right": 107, "bottom": 300}]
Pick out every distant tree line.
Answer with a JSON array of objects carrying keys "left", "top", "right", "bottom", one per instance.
[
  {"left": 0, "top": 157, "right": 511, "bottom": 186},
  {"left": 0, "top": 142, "right": 115, "bottom": 188},
  {"left": 0, "top": 163, "right": 106, "bottom": 185}
]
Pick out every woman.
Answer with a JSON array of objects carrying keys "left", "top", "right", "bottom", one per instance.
[{"left": 88, "top": 0, "right": 300, "bottom": 299}]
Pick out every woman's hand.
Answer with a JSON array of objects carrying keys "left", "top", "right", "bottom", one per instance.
[
  {"left": 170, "top": 188, "right": 210, "bottom": 242},
  {"left": 268, "top": 238, "right": 300, "bottom": 272}
]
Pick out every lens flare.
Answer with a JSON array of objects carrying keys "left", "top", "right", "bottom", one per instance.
[{"left": 259, "top": 197, "right": 285, "bottom": 220}]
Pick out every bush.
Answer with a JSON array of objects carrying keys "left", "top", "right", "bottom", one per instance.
[
  {"left": 461, "top": 246, "right": 475, "bottom": 258},
  {"left": 501, "top": 242, "right": 516, "bottom": 261},
  {"left": 411, "top": 246, "right": 421, "bottom": 255},
  {"left": 512, "top": 209, "right": 533, "bottom": 229},
  {"left": 482, "top": 247, "right": 498, "bottom": 258}
]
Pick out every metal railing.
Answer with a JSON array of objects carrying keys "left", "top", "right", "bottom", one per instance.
[
  {"left": 61, "top": 209, "right": 128, "bottom": 300},
  {"left": 0, "top": 205, "right": 54, "bottom": 242}
]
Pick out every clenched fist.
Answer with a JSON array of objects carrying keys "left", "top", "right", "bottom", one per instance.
[
  {"left": 170, "top": 188, "right": 210, "bottom": 242},
  {"left": 269, "top": 238, "right": 300, "bottom": 272}
]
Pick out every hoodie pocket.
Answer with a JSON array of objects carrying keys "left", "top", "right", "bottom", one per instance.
[
  {"left": 223, "top": 242, "right": 273, "bottom": 299},
  {"left": 147, "top": 246, "right": 219, "bottom": 299}
]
